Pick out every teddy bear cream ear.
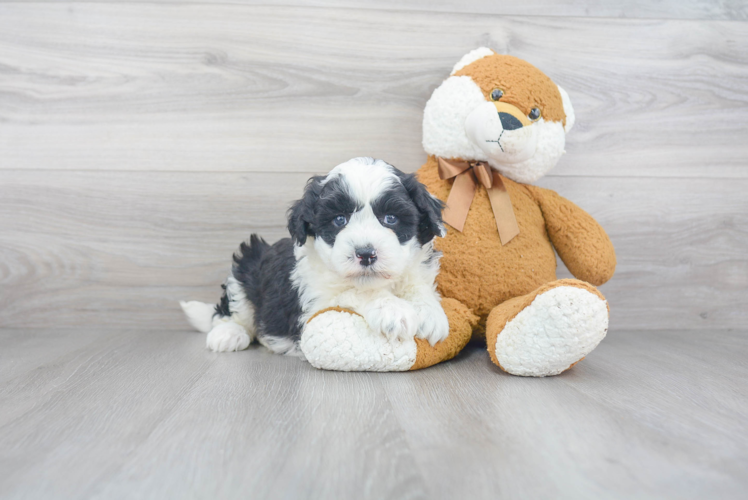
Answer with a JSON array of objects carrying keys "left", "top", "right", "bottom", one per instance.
[
  {"left": 450, "top": 47, "right": 496, "bottom": 75},
  {"left": 557, "top": 85, "right": 575, "bottom": 133}
]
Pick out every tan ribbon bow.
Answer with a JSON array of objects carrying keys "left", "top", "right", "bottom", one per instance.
[{"left": 437, "top": 157, "right": 520, "bottom": 245}]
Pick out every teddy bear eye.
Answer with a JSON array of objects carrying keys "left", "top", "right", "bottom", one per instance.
[
  {"left": 528, "top": 107, "right": 541, "bottom": 121},
  {"left": 490, "top": 89, "right": 504, "bottom": 101}
]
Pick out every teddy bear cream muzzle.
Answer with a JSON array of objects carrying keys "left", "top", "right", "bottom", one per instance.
[{"left": 465, "top": 101, "right": 539, "bottom": 164}]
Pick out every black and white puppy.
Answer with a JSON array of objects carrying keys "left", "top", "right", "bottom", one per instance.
[{"left": 180, "top": 157, "right": 449, "bottom": 356}]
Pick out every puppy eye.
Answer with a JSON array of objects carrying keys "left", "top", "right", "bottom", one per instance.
[
  {"left": 528, "top": 107, "right": 541, "bottom": 121},
  {"left": 383, "top": 215, "right": 398, "bottom": 225},
  {"left": 490, "top": 89, "right": 504, "bottom": 101},
  {"left": 332, "top": 215, "right": 348, "bottom": 227}
]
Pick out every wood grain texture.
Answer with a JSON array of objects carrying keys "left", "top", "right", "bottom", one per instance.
[
  {"left": 1, "top": 170, "right": 746, "bottom": 330},
  {"left": 0, "top": 328, "right": 746, "bottom": 499},
  {"left": 1, "top": 4, "right": 747, "bottom": 177},
  {"left": 3, "top": 0, "right": 746, "bottom": 21},
  {"left": 0, "top": 170, "right": 302, "bottom": 329}
]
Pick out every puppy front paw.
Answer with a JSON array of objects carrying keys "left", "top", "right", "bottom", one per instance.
[
  {"left": 415, "top": 302, "right": 450, "bottom": 346},
  {"left": 206, "top": 322, "right": 250, "bottom": 352},
  {"left": 365, "top": 297, "right": 418, "bottom": 343}
]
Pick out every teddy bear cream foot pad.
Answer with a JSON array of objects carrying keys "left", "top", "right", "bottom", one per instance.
[{"left": 493, "top": 286, "right": 609, "bottom": 377}]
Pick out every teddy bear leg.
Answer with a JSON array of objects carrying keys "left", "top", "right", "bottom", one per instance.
[
  {"left": 300, "top": 299, "right": 477, "bottom": 372},
  {"left": 485, "top": 279, "right": 609, "bottom": 377}
]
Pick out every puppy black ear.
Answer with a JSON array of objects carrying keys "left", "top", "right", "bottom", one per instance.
[
  {"left": 401, "top": 173, "right": 445, "bottom": 245},
  {"left": 288, "top": 175, "right": 324, "bottom": 246}
]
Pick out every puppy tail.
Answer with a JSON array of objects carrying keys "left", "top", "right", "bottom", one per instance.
[
  {"left": 232, "top": 234, "right": 271, "bottom": 306},
  {"left": 180, "top": 234, "right": 269, "bottom": 335},
  {"left": 179, "top": 300, "right": 217, "bottom": 333}
]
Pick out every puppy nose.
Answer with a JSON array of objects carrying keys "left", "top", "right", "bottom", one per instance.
[
  {"left": 355, "top": 247, "right": 377, "bottom": 267},
  {"left": 499, "top": 112, "right": 523, "bottom": 131}
]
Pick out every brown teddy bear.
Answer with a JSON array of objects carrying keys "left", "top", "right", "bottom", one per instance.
[
  {"left": 415, "top": 48, "right": 616, "bottom": 376},
  {"left": 301, "top": 49, "right": 615, "bottom": 376}
]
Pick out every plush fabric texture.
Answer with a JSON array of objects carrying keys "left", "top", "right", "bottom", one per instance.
[
  {"left": 453, "top": 54, "right": 567, "bottom": 127},
  {"left": 417, "top": 156, "right": 615, "bottom": 340},
  {"left": 306, "top": 306, "right": 361, "bottom": 324},
  {"left": 450, "top": 47, "right": 496, "bottom": 75},
  {"left": 301, "top": 300, "right": 476, "bottom": 371},
  {"left": 484, "top": 279, "right": 609, "bottom": 375},
  {"left": 557, "top": 85, "right": 575, "bottom": 133},
  {"left": 410, "top": 298, "right": 477, "bottom": 370},
  {"left": 422, "top": 75, "right": 489, "bottom": 162},
  {"left": 525, "top": 185, "right": 617, "bottom": 286},
  {"left": 301, "top": 308, "right": 417, "bottom": 372}
]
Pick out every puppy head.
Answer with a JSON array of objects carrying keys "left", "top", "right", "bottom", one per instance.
[
  {"left": 422, "top": 48, "right": 574, "bottom": 183},
  {"left": 288, "top": 157, "right": 444, "bottom": 285}
]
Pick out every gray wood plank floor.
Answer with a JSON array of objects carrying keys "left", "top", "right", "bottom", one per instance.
[{"left": 1, "top": 328, "right": 746, "bottom": 499}]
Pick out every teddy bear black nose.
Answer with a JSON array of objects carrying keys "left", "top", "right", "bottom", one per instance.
[{"left": 499, "top": 112, "right": 523, "bottom": 131}]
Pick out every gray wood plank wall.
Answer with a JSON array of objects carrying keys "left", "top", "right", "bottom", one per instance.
[{"left": 1, "top": 2, "right": 747, "bottom": 331}]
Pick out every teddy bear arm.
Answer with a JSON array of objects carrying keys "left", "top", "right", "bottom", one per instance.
[
  {"left": 410, "top": 297, "right": 478, "bottom": 370},
  {"left": 526, "top": 185, "right": 616, "bottom": 286},
  {"left": 300, "top": 298, "right": 478, "bottom": 372}
]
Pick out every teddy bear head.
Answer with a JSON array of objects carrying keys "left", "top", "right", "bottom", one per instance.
[{"left": 422, "top": 48, "right": 575, "bottom": 183}]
